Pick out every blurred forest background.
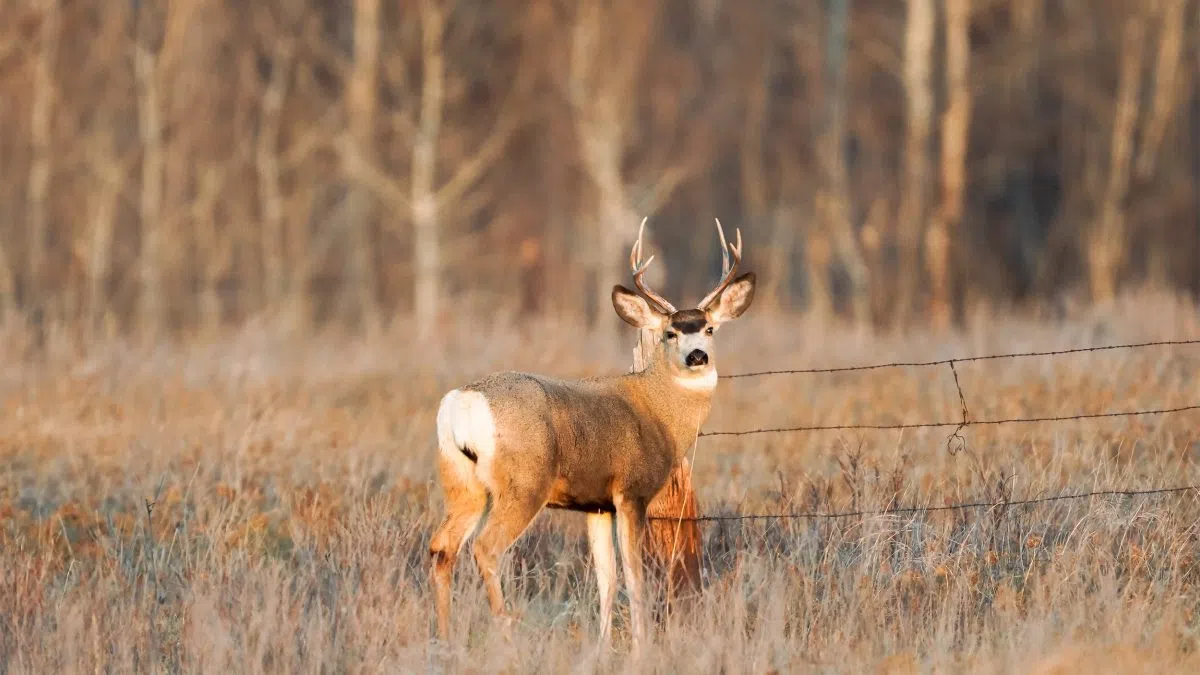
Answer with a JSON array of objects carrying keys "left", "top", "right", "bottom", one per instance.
[{"left": 0, "top": 0, "right": 1198, "bottom": 342}]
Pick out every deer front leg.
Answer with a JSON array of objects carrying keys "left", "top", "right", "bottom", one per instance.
[
  {"left": 586, "top": 511, "right": 617, "bottom": 649},
  {"left": 614, "top": 495, "right": 649, "bottom": 656}
]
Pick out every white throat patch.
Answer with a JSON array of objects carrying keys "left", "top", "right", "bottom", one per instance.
[{"left": 674, "top": 368, "right": 718, "bottom": 392}]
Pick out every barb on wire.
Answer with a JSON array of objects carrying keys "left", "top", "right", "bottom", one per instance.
[
  {"left": 646, "top": 485, "right": 1199, "bottom": 522},
  {"left": 698, "top": 403, "right": 1200, "bottom": 438},
  {"left": 723, "top": 338, "right": 1200, "bottom": 379}
]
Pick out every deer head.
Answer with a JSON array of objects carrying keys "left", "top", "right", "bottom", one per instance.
[{"left": 612, "top": 218, "right": 756, "bottom": 381}]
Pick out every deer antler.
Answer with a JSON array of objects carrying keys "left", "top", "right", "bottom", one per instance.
[
  {"left": 696, "top": 218, "right": 743, "bottom": 311},
  {"left": 629, "top": 217, "right": 677, "bottom": 314}
]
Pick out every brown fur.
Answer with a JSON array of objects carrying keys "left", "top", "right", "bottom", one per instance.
[
  {"left": 465, "top": 361, "right": 715, "bottom": 514},
  {"left": 428, "top": 223, "right": 755, "bottom": 654}
]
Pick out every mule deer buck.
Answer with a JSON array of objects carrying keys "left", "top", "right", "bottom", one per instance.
[{"left": 429, "top": 218, "right": 755, "bottom": 652}]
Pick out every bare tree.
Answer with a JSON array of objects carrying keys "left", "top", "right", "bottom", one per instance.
[
  {"left": 1135, "top": 0, "right": 1187, "bottom": 179},
  {"left": 26, "top": 0, "right": 59, "bottom": 321},
  {"left": 1, "top": 0, "right": 1200, "bottom": 336},
  {"left": 734, "top": 3, "right": 805, "bottom": 313},
  {"left": 1087, "top": 11, "right": 1146, "bottom": 305},
  {"left": 814, "top": 0, "right": 870, "bottom": 325},
  {"left": 193, "top": 166, "right": 232, "bottom": 336},
  {"left": 131, "top": 0, "right": 207, "bottom": 339},
  {"left": 738, "top": 25, "right": 771, "bottom": 241},
  {"left": 256, "top": 24, "right": 294, "bottom": 322},
  {"left": 133, "top": 6, "right": 165, "bottom": 340},
  {"left": 0, "top": 237, "right": 14, "bottom": 323},
  {"left": 81, "top": 127, "right": 127, "bottom": 340},
  {"left": 340, "top": 0, "right": 530, "bottom": 338},
  {"left": 410, "top": 0, "right": 445, "bottom": 339},
  {"left": 342, "top": 0, "right": 383, "bottom": 335},
  {"left": 563, "top": 0, "right": 703, "bottom": 328},
  {"left": 894, "top": 0, "right": 935, "bottom": 327},
  {"left": 926, "top": 0, "right": 972, "bottom": 330},
  {"left": 743, "top": 42, "right": 804, "bottom": 313}
]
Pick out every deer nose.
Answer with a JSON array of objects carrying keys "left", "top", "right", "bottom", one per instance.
[{"left": 686, "top": 349, "right": 709, "bottom": 367}]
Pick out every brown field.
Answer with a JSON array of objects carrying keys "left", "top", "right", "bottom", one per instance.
[{"left": 4, "top": 291, "right": 1200, "bottom": 673}]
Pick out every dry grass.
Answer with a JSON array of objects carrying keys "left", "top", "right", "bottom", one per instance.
[{"left": 4, "top": 291, "right": 1200, "bottom": 673}]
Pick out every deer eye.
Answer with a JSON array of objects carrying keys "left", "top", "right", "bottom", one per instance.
[
  {"left": 705, "top": 326, "right": 714, "bottom": 335},
  {"left": 665, "top": 331, "right": 678, "bottom": 340}
]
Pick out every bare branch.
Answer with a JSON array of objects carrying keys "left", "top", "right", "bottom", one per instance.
[{"left": 434, "top": 47, "right": 533, "bottom": 210}]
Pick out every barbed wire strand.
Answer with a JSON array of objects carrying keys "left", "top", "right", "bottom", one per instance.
[
  {"left": 667, "top": 338, "right": 1200, "bottom": 523},
  {"left": 723, "top": 338, "right": 1200, "bottom": 379},
  {"left": 698, "top": 403, "right": 1200, "bottom": 437},
  {"left": 647, "top": 485, "right": 1199, "bottom": 522}
]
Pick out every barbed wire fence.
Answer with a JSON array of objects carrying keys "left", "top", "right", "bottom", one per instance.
[{"left": 648, "top": 338, "right": 1200, "bottom": 523}]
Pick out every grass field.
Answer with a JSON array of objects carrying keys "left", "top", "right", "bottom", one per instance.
[{"left": 4, "top": 291, "right": 1200, "bottom": 673}]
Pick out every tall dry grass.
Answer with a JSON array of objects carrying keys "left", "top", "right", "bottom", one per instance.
[{"left": 3, "top": 291, "right": 1200, "bottom": 673}]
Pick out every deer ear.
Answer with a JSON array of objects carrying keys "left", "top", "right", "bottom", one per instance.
[
  {"left": 612, "top": 285, "right": 667, "bottom": 329},
  {"left": 707, "top": 272, "right": 756, "bottom": 324}
]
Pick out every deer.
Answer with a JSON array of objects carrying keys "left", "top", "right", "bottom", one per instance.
[{"left": 429, "top": 218, "right": 755, "bottom": 654}]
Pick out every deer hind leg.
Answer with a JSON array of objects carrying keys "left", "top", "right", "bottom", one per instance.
[
  {"left": 614, "top": 495, "right": 649, "bottom": 656},
  {"left": 429, "top": 456, "right": 489, "bottom": 642},
  {"left": 586, "top": 511, "right": 617, "bottom": 649},
  {"left": 471, "top": 488, "right": 545, "bottom": 625}
]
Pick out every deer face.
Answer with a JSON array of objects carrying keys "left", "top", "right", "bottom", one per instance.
[
  {"left": 613, "top": 273, "right": 756, "bottom": 378},
  {"left": 664, "top": 309, "right": 713, "bottom": 371},
  {"left": 611, "top": 217, "right": 755, "bottom": 383}
]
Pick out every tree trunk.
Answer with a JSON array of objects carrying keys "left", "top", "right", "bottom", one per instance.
[
  {"left": 1013, "top": 0, "right": 1051, "bottom": 297},
  {"left": 566, "top": 0, "right": 662, "bottom": 330},
  {"left": 895, "top": 0, "right": 935, "bottom": 327},
  {"left": 741, "top": 46, "right": 784, "bottom": 307},
  {"left": 286, "top": 174, "right": 315, "bottom": 331},
  {"left": 596, "top": 191, "right": 633, "bottom": 331},
  {"left": 765, "top": 205, "right": 798, "bottom": 312},
  {"left": 345, "top": 0, "right": 382, "bottom": 335},
  {"left": 85, "top": 133, "right": 121, "bottom": 341},
  {"left": 926, "top": 0, "right": 972, "bottom": 331},
  {"left": 860, "top": 197, "right": 890, "bottom": 328},
  {"left": 635, "top": 329, "right": 703, "bottom": 607},
  {"left": 804, "top": 222, "right": 834, "bottom": 320},
  {"left": 821, "top": 0, "right": 870, "bottom": 326},
  {"left": 257, "top": 40, "right": 292, "bottom": 322},
  {"left": 0, "top": 238, "right": 15, "bottom": 323},
  {"left": 27, "top": 0, "right": 59, "bottom": 323},
  {"left": 190, "top": 167, "right": 230, "bottom": 337},
  {"left": 412, "top": 0, "right": 445, "bottom": 338},
  {"left": 134, "top": 36, "right": 165, "bottom": 342},
  {"left": 1087, "top": 13, "right": 1145, "bottom": 305},
  {"left": 1134, "top": 0, "right": 1185, "bottom": 180},
  {"left": 412, "top": 195, "right": 441, "bottom": 334}
]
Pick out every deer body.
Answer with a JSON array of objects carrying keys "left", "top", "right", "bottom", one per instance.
[
  {"left": 439, "top": 358, "right": 716, "bottom": 513},
  {"left": 429, "top": 220, "right": 754, "bottom": 654}
]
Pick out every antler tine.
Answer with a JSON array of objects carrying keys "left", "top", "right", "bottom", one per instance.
[
  {"left": 715, "top": 217, "right": 730, "bottom": 276},
  {"left": 630, "top": 217, "right": 648, "bottom": 274},
  {"left": 629, "top": 217, "right": 677, "bottom": 314},
  {"left": 696, "top": 218, "right": 744, "bottom": 311}
]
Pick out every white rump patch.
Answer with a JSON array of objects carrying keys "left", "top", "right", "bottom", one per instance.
[
  {"left": 674, "top": 368, "right": 718, "bottom": 392},
  {"left": 436, "top": 389, "right": 498, "bottom": 487}
]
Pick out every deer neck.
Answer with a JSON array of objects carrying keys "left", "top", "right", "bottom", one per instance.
[{"left": 625, "top": 354, "right": 717, "bottom": 451}]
